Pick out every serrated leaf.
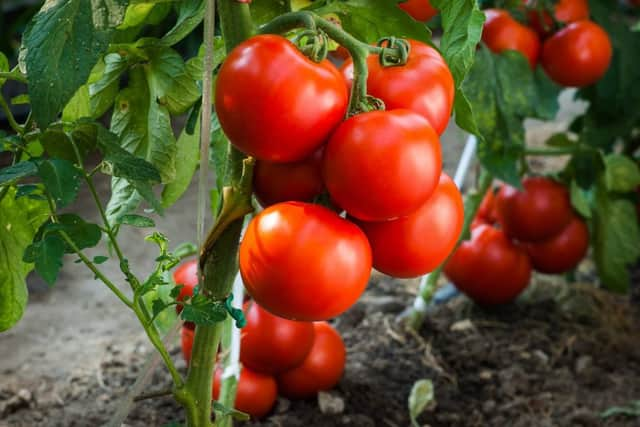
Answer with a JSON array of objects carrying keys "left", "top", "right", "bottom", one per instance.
[
  {"left": 173, "top": 242, "right": 198, "bottom": 260},
  {"left": 21, "top": 0, "right": 112, "bottom": 128},
  {"left": 162, "top": 117, "right": 200, "bottom": 208},
  {"left": 36, "top": 214, "right": 102, "bottom": 253},
  {"left": 170, "top": 284, "right": 184, "bottom": 299},
  {"left": 0, "top": 162, "right": 38, "bottom": 185},
  {"left": 40, "top": 128, "right": 78, "bottom": 163},
  {"left": 181, "top": 295, "right": 227, "bottom": 325},
  {"left": 604, "top": 154, "right": 640, "bottom": 193},
  {"left": 152, "top": 298, "right": 170, "bottom": 318},
  {"left": 89, "top": 53, "right": 128, "bottom": 117},
  {"left": 146, "top": 47, "right": 200, "bottom": 115},
  {"left": 15, "top": 184, "right": 45, "bottom": 200},
  {"left": 116, "top": 214, "right": 155, "bottom": 228},
  {"left": 23, "top": 234, "right": 65, "bottom": 285},
  {"left": 570, "top": 180, "right": 592, "bottom": 219},
  {"left": 161, "top": 0, "right": 206, "bottom": 46},
  {"left": 408, "top": 379, "right": 435, "bottom": 427},
  {"left": 37, "top": 159, "right": 82, "bottom": 208},
  {"left": 97, "top": 127, "right": 162, "bottom": 183}
]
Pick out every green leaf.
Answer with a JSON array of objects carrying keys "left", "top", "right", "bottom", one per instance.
[
  {"left": 40, "top": 128, "right": 78, "bottom": 163},
  {"left": 11, "top": 94, "right": 30, "bottom": 105},
  {"left": 565, "top": 147, "right": 605, "bottom": 189},
  {"left": 23, "top": 234, "right": 65, "bottom": 285},
  {"left": 532, "top": 67, "right": 561, "bottom": 121},
  {"left": 116, "top": 214, "right": 156, "bottom": 228},
  {"left": 250, "top": 0, "right": 291, "bottom": 25},
  {"left": 211, "top": 115, "right": 231, "bottom": 194},
  {"left": 604, "top": 154, "right": 640, "bottom": 193},
  {"left": 601, "top": 401, "right": 640, "bottom": 419},
  {"left": 45, "top": 214, "right": 103, "bottom": 252},
  {"left": 212, "top": 402, "right": 250, "bottom": 422},
  {"left": 90, "top": 0, "right": 129, "bottom": 30},
  {"left": 97, "top": 127, "right": 162, "bottom": 183},
  {"left": 89, "top": 53, "right": 128, "bottom": 117},
  {"left": 20, "top": 0, "right": 112, "bottom": 127},
  {"left": 0, "top": 162, "right": 38, "bottom": 185},
  {"left": 173, "top": 242, "right": 198, "bottom": 260},
  {"left": 181, "top": 294, "right": 228, "bottom": 325},
  {"left": 0, "top": 187, "right": 49, "bottom": 331},
  {"left": 408, "top": 379, "right": 435, "bottom": 427},
  {"left": 93, "top": 255, "right": 109, "bottom": 264},
  {"left": 15, "top": 184, "right": 46, "bottom": 201},
  {"left": 592, "top": 184, "right": 640, "bottom": 292},
  {"left": 146, "top": 47, "right": 200, "bottom": 115},
  {"left": 37, "top": 159, "right": 82, "bottom": 208},
  {"left": 162, "top": 118, "right": 200, "bottom": 208},
  {"left": 0, "top": 52, "right": 9, "bottom": 86},
  {"left": 161, "top": 0, "right": 206, "bottom": 46},
  {"left": 304, "top": 0, "right": 431, "bottom": 44},
  {"left": 570, "top": 180, "right": 592, "bottom": 219}
]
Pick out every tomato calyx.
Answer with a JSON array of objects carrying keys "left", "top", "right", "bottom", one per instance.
[
  {"left": 293, "top": 29, "right": 330, "bottom": 62},
  {"left": 376, "top": 37, "right": 411, "bottom": 66}
]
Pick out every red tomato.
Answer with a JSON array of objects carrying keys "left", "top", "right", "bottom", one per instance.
[
  {"left": 173, "top": 260, "right": 198, "bottom": 330},
  {"left": 240, "top": 301, "right": 315, "bottom": 374},
  {"left": 444, "top": 224, "right": 532, "bottom": 305},
  {"left": 180, "top": 326, "right": 194, "bottom": 364},
  {"left": 341, "top": 40, "right": 454, "bottom": 135},
  {"left": 495, "top": 177, "right": 573, "bottom": 242},
  {"left": 323, "top": 109, "right": 442, "bottom": 221},
  {"left": 213, "top": 368, "right": 277, "bottom": 419},
  {"left": 353, "top": 173, "right": 464, "bottom": 278},
  {"left": 482, "top": 9, "right": 541, "bottom": 69},
  {"left": 277, "top": 322, "right": 346, "bottom": 399},
  {"left": 477, "top": 186, "right": 501, "bottom": 224},
  {"left": 239, "top": 202, "right": 372, "bottom": 321},
  {"left": 527, "top": 0, "right": 589, "bottom": 37},
  {"left": 398, "top": 0, "right": 438, "bottom": 21},
  {"left": 541, "top": 21, "right": 612, "bottom": 87},
  {"left": 253, "top": 148, "right": 324, "bottom": 207},
  {"left": 215, "top": 35, "right": 348, "bottom": 162},
  {"left": 525, "top": 216, "right": 589, "bottom": 273}
]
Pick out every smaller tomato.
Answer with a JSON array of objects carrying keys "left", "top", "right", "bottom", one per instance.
[
  {"left": 495, "top": 177, "right": 573, "bottom": 242},
  {"left": 482, "top": 9, "right": 541, "bottom": 69},
  {"left": 398, "top": 0, "right": 438, "bottom": 22},
  {"left": 240, "top": 301, "right": 315, "bottom": 374},
  {"left": 253, "top": 148, "right": 324, "bottom": 207},
  {"left": 173, "top": 260, "right": 198, "bottom": 330},
  {"left": 477, "top": 186, "right": 501, "bottom": 224},
  {"left": 525, "top": 216, "right": 589, "bottom": 273},
  {"left": 277, "top": 322, "right": 346, "bottom": 399},
  {"left": 527, "top": 0, "right": 589, "bottom": 37},
  {"left": 444, "top": 224, "right": 532, "bottom": 305},
  {"left": 541, "top": 21, "right": 612, "bottom": 87},
  {"left": 213, "top": 368, "right": 277, "bottom": 419},
  {"left": 180, "top": 326, "right": 194, "bottom": 364}
]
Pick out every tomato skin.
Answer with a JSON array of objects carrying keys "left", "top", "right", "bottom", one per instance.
[
  {"left": 353, "top": 173, "right": 464, "bottom": 278},
  {"left": 525, "top": 216, "right": 589, "bottom": 273},
  {"left": 240, "top": 301, "right": 315, "bottom": 374},
  {"left": 477, "top": 186, "right": 501, "bottom": 225},
  {"left": 323, "top": 109, "right": 442, "bottom": 221},
  {"left": 213, "top": 368, "right": 277, "bottom": 419},
  {"left": 482, "top": 9, "right": 541, "bottom": 69},
  {"left": 173, "top": 260, "right": 198, "bottom": 330},
  {"left": 541, "top": 21, "right": 612, "bottom": 87},
  {"left": 180, "top": 326, "right": 194, "bottom": 364},
  {"left": 495, "top": 177, "right": 573, "bottom": 242},
  {"left": 398, "top": 0, "right": 438, "bottom": 21},
  {"left": 444, "top": 224, "right": 532, "bottom": 305},
  {"left": 239, "top": 202, "right": 372, "bottom": 321},
  {"left": 253, "top": 148, "right": 324, "bottom": 207},
  {"left": 341, "top": 40, "right": 454, "bottom": 135},
  {"left": 215, "top": 35, "right": 348, "bottom": 162},
  {"left": 527, "top": 0, "right": 589, "bottom": 37},
  {"left": 277, "top": 322, "right": 346, "bottom": 399}
]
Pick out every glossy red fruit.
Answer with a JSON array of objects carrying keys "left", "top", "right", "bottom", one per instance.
[
  {"left": 341, "top": 40, "right": 454, "bottom": 135},
  {"left": 180, "top": 326, "right": 194, "bottom": 364},
  {"left": 482, "top": 8, "right": 541, "bottom": 69},
  {"left": 323, "top": 109, "right": 442, "bottom": 221},
  {"left": 215, "top": 34, "right": 348, "bottom": 162},
  {"left": 495, "top": 177, "right": 573, "bottom": 242},
  {"left": 240, "top": 301, "right": 315, "bottom": 374},
  {"left": 527, "top": 0, "right": 589, "bottom": 37},
  {"left": 253, "top": 148, "right": 324, "bottom": 207},
  {"left": 444, "top": 224, "right": 532, "bottom": 305},
  {"left": 354, "top": 173, "right": 464, "bottom": 278},
  {"left": 240, "top": 202, "right": 372, "bottom": 321},
  {"left": 173, "top": 260, "right": 198, "bottom": 330},
  {"left": 541, "top": 21, "right": 612, "bottom": 87},
  {"left": 213, "top": 368, "right": 277, "bottom": 419},
  {"left": 525, "top": 216, "right": 589, "bottom": 273},
  {"left": 277, "top": 322, "right": 346, "bottom": 399},
  {"left": 398, "top": 0, "right": 438, "bottom": 21}
]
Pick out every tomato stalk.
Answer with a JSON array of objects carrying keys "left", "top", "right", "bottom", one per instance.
[{"left": 406, "top": 169, "right": 493, "bottom": 330}]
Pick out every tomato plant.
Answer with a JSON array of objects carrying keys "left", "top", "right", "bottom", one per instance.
[
  {"left": 213, "top": 368, "right": 278, "bottom": 419},
  {"left": 527, "top": 0, "right": 590, "bottom": 37},
  {"left": 482, "top": 8, "right": 541, "bottom": 68},
  {"left": 525, "top": 216, "right": 590, "bottom": 274}
]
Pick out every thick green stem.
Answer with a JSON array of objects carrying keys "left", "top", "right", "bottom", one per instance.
[
  {"left": 0, "top": 94, "right": 22, "bottom": 134},
  {"left": 0, "top": 71, "right": 27, "bottom": 83},
  {"left": 407, "top": 170, "right": 493, "bottom": 330}
]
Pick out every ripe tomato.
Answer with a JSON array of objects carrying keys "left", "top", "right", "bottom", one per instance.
[
  {"left": 353, "top": 173, "right": 464, "bottom": 278},
  {"left": 240, "top": 301, "right": 315, "bottom": 374},
  {"left": 398, "top": 0, "right": 438, "bottom": 22},
  {"left": 253, "top": 148, "right": 324, "bottom": 207},
  {"left": 277, "top": 322, "right": 346, "bottom": 399},
  {"left": 525, "top": 216, "right": 589, "bottom": 273},
  {"left": 173, "top": 260, "right": 198, "bottom": 330},
  {"left": 215, "top": 35, "right": 348, "bottom": 162},
  {"left": 444, "top": 224, "right": 532, "bottom": 305},
  {"left": 482, "top": 9, "right": 541, "bottom": 69},
  {"left": 180, "top": 325, "right": 194, "bottom": 364},
  {"left": 527, "top": 0, "right": 589, "bottom": 37},
  {"left": 476, "top": 186, "right": 501, "bottom": 225},
  {"left": 541, "top": 21, "right": 612, "bottom": 87},
  {"left": 213, "top": 368, "right": 277, "bottom": 419},
  {"left": 323, "top": 109, "right": 442, "bottom": 221},
  {"left": 341, "top": 40, "right": 454, "bottom": 135},
  {"left": 239, "top": 202, "right": 372, "bottom": 321},
  {"left": 495, "top": 176, "right": 573, "bottom": 242}
]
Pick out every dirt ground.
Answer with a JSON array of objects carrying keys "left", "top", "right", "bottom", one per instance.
[{"left": 3, "top": 91, "right": 638, "bottom": 427}]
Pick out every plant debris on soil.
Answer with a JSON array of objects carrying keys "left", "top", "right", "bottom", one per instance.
[{"left": 2, "top": 275, "right": 639, "bottom": 427}]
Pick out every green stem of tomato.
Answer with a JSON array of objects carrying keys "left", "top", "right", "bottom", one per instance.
[{"left": 407, "top": 169, "right": 493, "bottom": 330}]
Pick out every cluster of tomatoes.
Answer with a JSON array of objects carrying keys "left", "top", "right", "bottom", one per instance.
[
  {"left": 174, "top": 261, "right": 346, "bottom": 419},
  {"left": 214, "top": 33, "right": 463, "bottom": 323},
  {"left": 444, "top": 177, "right": 590, "bottom": 305},
  {"left": 481, "top": 0, "right": 612, "bottom": 87}
]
